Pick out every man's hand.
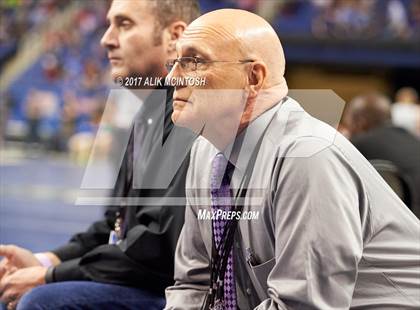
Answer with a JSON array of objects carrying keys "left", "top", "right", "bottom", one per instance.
[
  {"left": 0, "top": 245, "right": 41, "bottom": 279},
  {"left": 0, "top": 258, "right": 14, "bottom": 281},
  {"left": 0, "top": 266, "right": 47, "bottom": 310}
]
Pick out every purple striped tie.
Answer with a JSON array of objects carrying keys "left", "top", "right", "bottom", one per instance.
[{"left": 210, "top": 153, "right": 237, "bottom": 310}]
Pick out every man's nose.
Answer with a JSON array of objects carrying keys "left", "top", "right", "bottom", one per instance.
[
  {"left": 100, "top": 26, "right": 118, "bottom": 49},
  {"left": 167, "top": 61, "right": 184, "bottom": 81}
]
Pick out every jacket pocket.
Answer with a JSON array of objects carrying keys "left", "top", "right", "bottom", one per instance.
[{"left": 248, "top": 257, "right": 276, "bottom": 299}]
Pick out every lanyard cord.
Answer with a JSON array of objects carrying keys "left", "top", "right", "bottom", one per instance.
[
  {"left": 203, "top": 190, "right": 246, "bottom": 309},
  {"left": 216, "top": 203, "right": 245, "bottom": 295},
  {"left": 204, "top": 135, "right": 263, "bottom": 309}
]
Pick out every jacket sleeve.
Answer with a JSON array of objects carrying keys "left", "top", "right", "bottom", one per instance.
[
  {"left": 78, "top": 199, "right": 186, "bottom": 293},
  {"left": 254, "top": 140, "right": 367, "bottom": 309},
  {"left": 50, "top": 208, "right": 117, "bottom": 262}
]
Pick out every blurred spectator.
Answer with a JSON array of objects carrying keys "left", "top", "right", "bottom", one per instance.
[
  {"left": 409, "top": 0, "right": 420, "bottom": 37},
  {"left": 236, "top": 0, "right": 258, "bottom": 11},
  {"left": 24, "top": 88, "right": 59, "bottom": 146},
  {"left": 41, "top": 52, "right": 63, "bottom": 82},
  {"left": 386, "top": 0, "right": 410, "bottom": 39},
  {"left": 312, "top": 0, "right": 379, "bottom": 39},
  {"left": 54, "top": 91, "right": 78, "bottom": 151},
  {"left": 68, "top": 101, "right": 112, "bottom": 164},
  {"left": 0, "top": 91, "right": 13, "bottom": 144},
  {"left": 310, "top": 0, "right": 420, "bottom": 40},
  {"left": 342, "top": 92, "right": 420, "bottom": 217},
  {"left": 391, "top": 87, "right": 420, "bottom": 138}
]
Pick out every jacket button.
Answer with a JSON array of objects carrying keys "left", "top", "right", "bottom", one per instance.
[{"left": 246, "top": 288, "right": 252, "bottom": 295}]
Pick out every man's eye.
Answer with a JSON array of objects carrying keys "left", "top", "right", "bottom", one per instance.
[
  {"left": 180, "top": 60, "right": 191, "bottom": 69},
  {"left": 119, "top": 20, "right": 132, "bottom": 29},
  {"left": 194, "top": 57, "right": 206, "bottom": 64}
]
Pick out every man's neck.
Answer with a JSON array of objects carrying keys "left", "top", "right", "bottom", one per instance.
[{"left": 205, "top": 83, "right": 287, "bottom": 151}]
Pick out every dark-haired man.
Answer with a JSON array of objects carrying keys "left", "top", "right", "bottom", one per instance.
[
  {"left": 0, "top": 1, "right": 199, "bottom": 309},
  {"left": 342, "top": 92, "right": 420, "bottom": 217}
]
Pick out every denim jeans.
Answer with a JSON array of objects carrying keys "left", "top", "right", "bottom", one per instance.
[{"left": 15, "top": 281, "right": 165, "bottom": 310}]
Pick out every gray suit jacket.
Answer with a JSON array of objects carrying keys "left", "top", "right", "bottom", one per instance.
[{"left": 165, "top": 97, "right": 420, "bottom": 309}]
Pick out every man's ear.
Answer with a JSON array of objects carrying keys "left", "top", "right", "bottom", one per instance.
[
  {"left": 165, "top": 21, "right": 187, "bottom": 54},
  {"left": 246, "top": 61, "right": 267, "bottom": 99}
]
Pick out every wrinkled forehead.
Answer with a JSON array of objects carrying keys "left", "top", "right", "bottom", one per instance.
[{"left": 177, "top": 21, "right": 242, "bottom": 59}]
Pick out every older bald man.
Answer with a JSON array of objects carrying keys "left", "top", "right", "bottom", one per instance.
[{"left": 164, "top": 9, "right": 420, "bottom": 310}]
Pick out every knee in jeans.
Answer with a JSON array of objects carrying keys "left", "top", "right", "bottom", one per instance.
[{"left": 17, "top": 285, "right": 53, "bottom": 310}]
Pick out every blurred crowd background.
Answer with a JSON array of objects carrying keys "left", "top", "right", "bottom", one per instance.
[{"left": 0, "top": 0, "right": 419, "bottom": 250}]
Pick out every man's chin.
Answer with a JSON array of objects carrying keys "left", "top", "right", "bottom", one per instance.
[
  {"left": 110, "top": 69, "right": 128, "bottom": 82},
  {"left": 171, "top": 110, "right": 184, "bottom": 125},
  {"left": 171, "top": 110, "right": 192, "bottom": 128},
  {"left": 171, "top": 111, "right": 204, "bottom": 134}
]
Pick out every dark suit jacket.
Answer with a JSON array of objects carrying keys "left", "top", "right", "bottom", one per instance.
[
  {"left": 48, "top": 86, "right": 196, "bottom": 294},
  {"left": 351, "top": 125, "right": 420, "bottom": 217}
]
